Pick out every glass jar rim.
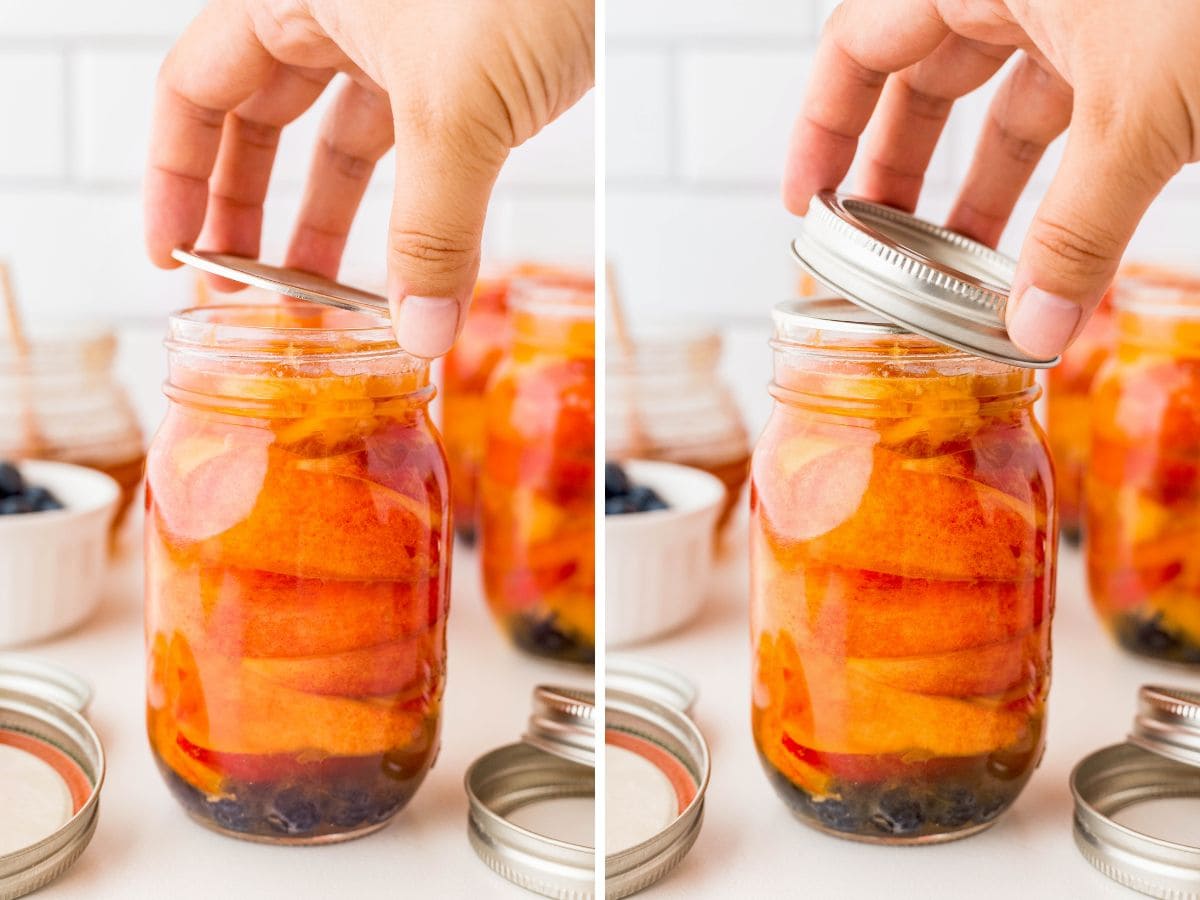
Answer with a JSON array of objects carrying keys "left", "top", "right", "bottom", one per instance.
[
  {"left": 166, "top": 304, "right": 425, "bottom": 367},
  {"left": 1114, "top": 266, "right": 1200, "bottom": 319},
  {"left": 772, "top": 296, "right": 983, "bottom": 361},
  {"left": 508, "top": 281, "right": 595, "bottom": 321}
]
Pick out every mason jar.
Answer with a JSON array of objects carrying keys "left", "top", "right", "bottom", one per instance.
[
  {"left": 751, "top": 297, "right": 1056, "bottom": 843},
  {"left": 1087, "top": 269, "right": 1200, "bottom": 663},
  {"left": 1045, "top": 291, "right": 1114, "bottom": 542},
  {"left": 145, "top": 304, "right": 450, "bottom": 843},
  {"left": 0, "top": 326, "right": 144, "bottom": 537},
  {"left": 479, "top": 280, "right": 595, "bottom": 663},
  {"left": 606, "top": 326, "right": 750, "bottom": 534},
  {"left": 441, "top": 265, "right": 593, "bottom": 546}
]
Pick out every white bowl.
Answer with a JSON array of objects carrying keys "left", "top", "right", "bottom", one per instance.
[
  {"left": 605, "top": 460, "right": 725, "bottom": 647},
  {"left": 0, "top": 461, "right": 120, "bottom": 647}
]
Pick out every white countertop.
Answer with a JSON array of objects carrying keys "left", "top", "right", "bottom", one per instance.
[
  {"left": 629, "top": 535, "right": 1195, "bottom": 900},
  {"left": 23, "top": 529, "right": 592, "bottom": 899}
]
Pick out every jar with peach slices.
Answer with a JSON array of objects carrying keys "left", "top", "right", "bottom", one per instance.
[
  {"left": 1087, "top": 270, "right": 1200, "bottom": 663},
  {"left": 480, "top": 280, "right": 595, "bottom": 663},
  {"left": 145, "top": 304, "right": 450, "bottom": 844},
  {"left": 751, "top": 298, "right": 1056, "bottom": 843},
  {"left": 441, "top": 264, "right": 592, "bottom": 545}
]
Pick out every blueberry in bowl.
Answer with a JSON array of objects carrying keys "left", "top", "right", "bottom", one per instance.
[
  {"left": 0, "top": 461, "right": 66, "bottom": 515},
  {"left": 605, "top": 459, "right": 725, "bottom": 646},
  {"left": 0, "top": 460, "right": 120, "bottom": 646},
  {"left": 604, "top": 462, "right": 670, "bottom": 515}
]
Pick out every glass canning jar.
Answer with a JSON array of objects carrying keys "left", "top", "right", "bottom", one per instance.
[
  {"left": 751, "top": 297, "right": 1056, "bottom": 844},
  {"left": 1045, "top": 290, "right": 1114, "bottom": 542},
  {"left": 441, "top": 264, "right": 593, "bottom": 545},
  {"left": 1087, "top": 270, "right": 1200, "bottom": 663},
  {"left": 606, "top": 326, "right": 750, "bottom": 533},
  {"left": 479, "top": 280, "right": 595, "bottom": 663},
  {"left": 0, "top": 326, "right": 144, "bottom": 536},
  {"left": 145, "top": 304, "right": 450, "bottom": 843}
]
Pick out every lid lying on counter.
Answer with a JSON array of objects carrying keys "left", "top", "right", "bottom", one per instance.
[
  {"left": 0, "top": 655, "right": 104, "bottom": 900},
  {"left": 171, "top": 249, "right": 390, "bottom": 318},
  {"left": 605, "top": 681, "right": 709, "bottom": 900},
  {"left": 791, "top": 191, "right": 1058, "bottom": 369},
  {"left": 466, "top": 685, "right": 597, "bottom": 900},
  {"left": 465, "top": 663, "right": 711, "bottom": 900},
  {"left": 1072, "top": 685, "right": 1200, "bottom": 897}
]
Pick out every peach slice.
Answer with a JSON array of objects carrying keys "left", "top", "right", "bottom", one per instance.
[
  {"left": 753, "top": 556, "right": 1045, "bottom": 657},
  {"left": 764, "top": 444, "right": 1044, "bottom": 581},
  {"left": 148, "top": 537, "right": 442, "bottom": 658},
  {"left": 242, "top": 630, "right": 443, "bottom": 698},
  {"left": 174, "top": 650, "right": 431, "bottom": 757},
  {"left": 784, "top": 661, "right": 1031, "bottom": 758},
  {"left": 752, "top": 430, "right": 875, "bottom": 542},
  {"left": 843, "top": 631, "right": 1047, "bottom": 698}
]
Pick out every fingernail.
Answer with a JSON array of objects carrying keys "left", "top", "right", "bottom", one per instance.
[
  {"left": 1007, "top": 286, "right": 1082, "bottom": 360},
  {"left": 389, "top": 295, "right": 461, "bottom": 358}
]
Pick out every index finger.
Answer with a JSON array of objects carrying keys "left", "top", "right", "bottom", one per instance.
[
  {"left": 783, "top": 0, "right": 948, "bottom": 214},
  {"left": 144, "top": 0, "right": 276, "bottom": 267}
]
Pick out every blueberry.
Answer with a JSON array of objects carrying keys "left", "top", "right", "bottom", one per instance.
[
  {"left": 210, "top": 798, "right": 252, "bottom": 832},
  {"left": 0, "top": 463, "right": 23, "bottom": 499},
  {"left": 627, "top": 485, "right": 669, "bottom": 513},
  {"left": 605, "top": 496, "right": 632, "bottom": 516},
  {"left": 0, "top": 495, "right": 33, "bottom": 516},
  {"left": 932, "top": 787, "right": 977, "bottom": 828},
  {"left": 812, "top": 798, "right": 860, "bottom": 832},
  {"left": 871, "top": 789, "right": 924, "bottom": 835},
  {"left": 330, "top": 789, "right": 372, "bottom": 828},
  {"left": 370, "top": 792, "right": 405, "bottom": 824},
  {"left": 976, "top": 794, "right": 1008, "bottom": 823},
  {"left": 267, "top": 788, "right": 320, "bottom": 835},
  {"left": 605, "top": 462, "right": 631, "bottom": 499},
  {"left": 24, "top": 486, "right": 64, "bottom": 512},
  {"left": 1135, "top": 616, "right": 1180, "bottom": 654}
]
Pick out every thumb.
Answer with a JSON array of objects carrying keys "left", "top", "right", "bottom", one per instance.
[
  {"left": 385, "top": 121, "right": 506, "bottom": 358},
  {"left": 1007, "top": 118, "right": 1171, "bottom": 360}
]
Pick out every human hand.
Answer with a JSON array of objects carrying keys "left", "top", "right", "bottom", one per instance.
[
  {"left": 783, "top": 0, "right": 1200, "bottom": 358},
  {"left": 144, "top": 0, "right": 594, "bottom": 357}
]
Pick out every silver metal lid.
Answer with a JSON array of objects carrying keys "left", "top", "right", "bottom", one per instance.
[
  {"left": 466, "top": 686, "right": 597, "bottom": 899},
  {"left": 605, "top": 688, "right": 709, "bottom": 900},
  {"left": 465, "top": 742, "right": 595, "bottom": 900},
  {"left": 0, "top": 656, "right": 91, "bottom": 714},
  {"left": 1129, "top": 685, "right": 1200, "bottom": 768},
  {"left": 171, "top": 249, "right": 389, "bottom": 317},
  {"left": 606, "top": 656, "right": 697, "bottom": 716},
  {"left": 524, "top": 686, "right": 596, "bottom": 768},
  {"left": 0, "top": 672, "right": 104, "bottom": 900},
  {"left": 1071, "top": 743, "right": 1200, "bottom": 899},
  {"left": 1071, "top": 685, "right": 1200, "bottom": 898},
  {"left": 790, "top": 191, "right": 1058, "bottom": 368}
]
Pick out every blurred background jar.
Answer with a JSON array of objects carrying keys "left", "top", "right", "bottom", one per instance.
[
  {"left": 1087, "top": 268, "right": 1200, "bottom": 664},
  {"left": 606, "top": 326, "right": 750, "bottom": 535},
  {"left": 441, "top": 264, "right": 593, "bottom": 546},
  {"left": 752, "top": 298, "right": 1055, "bottom": 844},
  {"left": 479, "top": 279, "right": 595, "bottom": 663},
  {"left": 0, "top": 326, "right": 144, "bottom": 539},
  {"left": 1045, "top": 289, "right": 1114, "bottom": 543}
]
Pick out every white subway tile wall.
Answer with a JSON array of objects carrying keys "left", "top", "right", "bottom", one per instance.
[
  {"left": 0, "top": 1, "right": 593, "bottom": 431},
  {"left": 607, "top": 0, "right": 1200, "bottom": 432}
]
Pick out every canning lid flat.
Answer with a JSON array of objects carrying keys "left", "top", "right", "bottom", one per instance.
[
  {"left": 791, "top": 191, "right": 1058, "bottom": 368},
  {"left": 0, "top": 673, "right": 104, "bottom": 900},
  {"left": 605, "top": 687, "right": 709, "bottom": 900},
  {"left": 1071, "top": 686, "right": 1200, "bottom": 898},
  {"left": 171, "top": 249, "right": 389, "bottom": 317},
  {"left": 466, "top": 686, "right": 597, "bottom": 899}
]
